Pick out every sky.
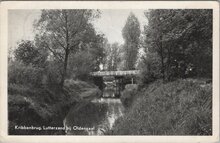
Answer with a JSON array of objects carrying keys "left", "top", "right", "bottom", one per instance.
[
  {"left": 93, "top": 9, "right": 147, "bottom": 44},
  {"left": 8, "top": 9, "right": 148, "bottom": 49},
  {"left": 8, "top": 10, "right": 41, "bottom": 49}
]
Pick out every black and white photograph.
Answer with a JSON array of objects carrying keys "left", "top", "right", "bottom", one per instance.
[{"left": 0, "top": 1, "right": 219, "bottom": 143}]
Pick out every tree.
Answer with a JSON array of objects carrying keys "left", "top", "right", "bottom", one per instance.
[
  {"left": 35, "top": 10, "right": 100, "bottom": 87},
  {"left": 68, "top": 50, "right": 94, "bottom": 81},
  {"left": 122, "top": 12, "right": 141, "bottom": 70},
  {"left": 104, "top": 42, "right": 122, "bottom": 71},
  {"left": 144, "top": 10, "right": 174, "bottom": 80},
  {"left": 144, "top": 9, "right": 212, "bottom": 81},
  {"left": 67, "top": 25, "right": 106, "bottom": 80},
  {"left": 78, "top": 24, "right": 105, "bottom": 71},
  {"left": 138, "top": 52, "right": 161, "bottom": 84},
  {"left": 14, "top": 40, "right": 48, "bottom": 67}
]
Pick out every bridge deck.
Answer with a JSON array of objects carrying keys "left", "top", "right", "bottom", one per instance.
[{"left": 90, "top": 70, "right": 140, "bottom": 77}]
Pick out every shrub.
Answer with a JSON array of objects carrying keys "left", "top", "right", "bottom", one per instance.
[
  {"left": 8, "top": 81, "right": 83, "bottom": 135},
  {"left": 64, "top": 79, "right": 96, "bottom": 91},
  {"left": 44, "top": 61, "right": 62, "bottom": 86},
  {"left": 8, "top": 84, "right": 53, "bottom": 135},
  {"left": 8, "top": 61, "right": 44, "bottom": 87},
  {"left": 138, "top": 52, "right": 161, "bottom": 85},
  {"left": 120, "top": 84, "right": 138, "bottom": 108}
]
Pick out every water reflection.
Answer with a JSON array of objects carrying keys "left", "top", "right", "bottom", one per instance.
[
  {"left": 64, "top": 97, "right": 124, "bottom": 135},
  {"left": 89, "top": 98, "right": 124, "bottom": 135}
]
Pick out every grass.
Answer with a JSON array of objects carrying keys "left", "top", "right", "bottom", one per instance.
[{"left": 109, "top": 79, "right": 212, "bottom": 135}]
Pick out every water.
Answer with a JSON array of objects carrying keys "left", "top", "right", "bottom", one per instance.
[
  {"left": 64, "top": 92, "right": 124, "bottom": 135},
  {"left": 89, "top": 98, "right": 124, "bottom": 135}
]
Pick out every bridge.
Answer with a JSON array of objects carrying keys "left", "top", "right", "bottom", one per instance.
[
  {"left": 90, "top": 70, "right": 140, "bottom": 98},
  {"left": 90, "top": 70, "right": 140, "bottom": 77}
]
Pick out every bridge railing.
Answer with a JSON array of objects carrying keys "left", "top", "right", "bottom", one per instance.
[{"left": 90, "top": 70, "right": 140, "bottom": 77}]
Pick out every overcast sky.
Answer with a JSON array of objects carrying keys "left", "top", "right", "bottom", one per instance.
[{"left": 8, "top": 9, "right": 148, "bottom": 49}]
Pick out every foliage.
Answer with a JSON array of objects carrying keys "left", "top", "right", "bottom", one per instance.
[
  {"left": 8, "top": 83, "right": 56, "bottom": 135},
  {"left": 64, "top": 79, "right": 96, "bottom": 93},
  {"left": 8, "top": 61, "right": 44, "bottom": 87},
  {"left": 110, "top": 79, "right": 212, "bottom": 135},
  {"left": 138, "top": 52, "right": 161, "bottom": 84},
  {"left": 68, "top": 51, "right": 94, "bottom": 81},
  {"left": 44, "top": 61, "right": 63, "bottom": 86},
  {"left": 103, "top": 42, "right": 123, "bottom": 71},
  {"left": 35, "top": 9, "right": 102, "bottom": 87},
  {"left": 8, "top": 60, "right": 63, "bottom": 88},
  {"left": 8, "top": 78, "right": 99, "bottom": 135},
  {"left": 143, "top": 9, "right": 212, "bottom": 81},
  {"left": 122, "top": 12, "right": 141, "bottom": 70},
  {"left": 77, "top": 23, "right": 106, "bottom": 71},
  {"left": 14, "top": 40, "right": 48, "bottom": 67},
  {"left": 120, "top": 84, "right": 138, "bottom": 108},
  {"left": 67, "top": 26, "right": 105, "bottom": 81}
]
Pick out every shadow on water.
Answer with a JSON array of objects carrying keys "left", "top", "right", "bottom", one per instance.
[{"left": 64, "top": 89, "right": 124, "bottom": 135}]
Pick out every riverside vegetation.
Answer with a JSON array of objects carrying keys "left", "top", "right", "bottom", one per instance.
[
  {"left": 8, "top": 62, "right": 106, "bottom": 135},
  {"left": 108, "top": 79, "right": 212, "bottom": 135}
]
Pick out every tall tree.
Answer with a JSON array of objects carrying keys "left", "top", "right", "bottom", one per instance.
[
  {"left": 144, "top": 10, "right": 171, "bottom": 80},
  {"left": 122, "top": 12, "right": 141, "bottom": 70},
  {"left": 104, "top": 42, "right": 122, "bottom": 71},
  {"left": 35, "top": 10, "right": 100, "bottom": 87},
  {"left": 67, "top": 24, "right": 106, "bottom": 80},
  {"left": 144, "top": 9, "right": 212, "bottom": 81}
]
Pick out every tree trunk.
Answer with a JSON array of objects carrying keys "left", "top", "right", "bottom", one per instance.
[
  {"left": 60, "top": 10, "right": 69, "bottom": 88},
  {"left": 60, "top": 48, "right": 69, "bottom": 88}
]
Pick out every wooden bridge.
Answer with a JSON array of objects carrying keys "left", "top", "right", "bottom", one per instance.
[
  {"left": 90, "top": 70, "right": 140, "bottom": 98},
  {"left": 90, "top": 70, "right": 140, "bottom": 77}
]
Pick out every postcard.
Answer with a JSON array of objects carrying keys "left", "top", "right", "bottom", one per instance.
[{"left": 0, "top": 1, "right": 219, "bottom": 143}]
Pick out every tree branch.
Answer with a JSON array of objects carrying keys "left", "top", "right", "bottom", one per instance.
[
  {"left": 45, "top": 43, "right": 64, "bottom": 60},
  {"left": 52, "top": 33, "right": 66, "bottom": 50},
  {"left": 70, "top": 10, "right": 86, "bottom": 38},
  {"left": 69, "top": 40, "right": 81, "bottom": 52}
]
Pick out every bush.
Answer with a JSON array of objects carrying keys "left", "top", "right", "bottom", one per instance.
[
  {"left": 44, "top": 61, "right": 62, "bottom": 86},
  {"left": 8, "top": 61, "right": 44, "bottom": 87},
  {"left": 64, "top": 79, "right": 96, "bottom": 91},
  {"left": 8, "top": 84, "right": 54, "bottom": 135},
  {"left": 7, "top": 81, "right": 84, "bottom": 135},
  {"left": 111, "top": 79, "right": 212, "bottom": 135},
  {"left": 138, "top": 52, "right": 161, "bottom": 85},
  {"left": 8, "top": 60, "right": 63, "bottom": 88},
  {"left": 120, "top": 84, "right": 138, "bottom": 108}
]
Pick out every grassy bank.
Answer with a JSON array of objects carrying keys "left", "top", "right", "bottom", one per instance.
[
  {"left": 109, "top": 79, "right": 212, "bottom": 135},
  {"left": 8, "top": 80, "right": 101, "bottom": 135}
]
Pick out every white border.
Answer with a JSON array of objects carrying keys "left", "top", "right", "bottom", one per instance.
[{"left": 0, "top": 1, "right": 219, "bottom": 143}]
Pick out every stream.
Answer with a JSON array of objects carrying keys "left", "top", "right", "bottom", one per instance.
[{"left": 63, "top": 90, "right": 124, "bottom": 135}]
